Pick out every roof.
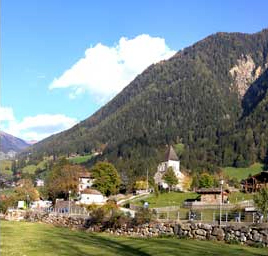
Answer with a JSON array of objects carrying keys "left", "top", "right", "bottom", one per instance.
[
  {"left": 243, "top": 171, "right": 268, "bottom": 182},
  {"left": 55, "top": 200, "right": 76, "bottom": 208},
  {"left": 164, "top": 145, "right": 179, "bottom": 161},
  {"left": 79, "top": 172, "right": 91, "bottom": 178},
  {"left": 81, "top": 189, "right": 102, "bottom": 195},
  {"left": 196, "top": 188, "right": 230, "bottom": 194}
]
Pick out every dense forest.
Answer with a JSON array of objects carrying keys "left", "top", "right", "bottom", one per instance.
[{"left": 21, "top": 29, "right": 268, "bottom": 182}]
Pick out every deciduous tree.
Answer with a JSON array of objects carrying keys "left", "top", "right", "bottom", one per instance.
[
  {"left": 91, "top": 162, "right": 121, "bottom": 196},
  {"left": 46, "top": 158, "right": 87, "bottom": 200},
  {"left": 254, "top": 188, "right": 268, "bottom": 221},
  {"left": 199, "top": 173, "right": 214, "bottom": 188},
  {"left": 163, "top": 167, "right": 178, "bottom": 192}
]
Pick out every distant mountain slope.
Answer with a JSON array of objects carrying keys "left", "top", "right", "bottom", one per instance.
[
  {"left": 0, "top": 131, "right": 30, "bottom": 153},
  {"left": 23, "top": 29, "right": 268, "bottom": 178},
  {"left": 220, "top": 68, "right": 268, "bottom": 167}
]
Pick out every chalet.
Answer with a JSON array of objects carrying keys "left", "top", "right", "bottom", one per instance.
[
  {"left": 79, "top": 189, "right": 106, "bottom": 205},
  {"left": 196, "top": 188, "right": 229, "bottom": 204},
  {"left": 242, "top": 171, "right": 268, "bottom": 193},
  {"left": 154, "top": 145, "right": 185, "bottom": 191},
  {"left": 78, "top": 172, "right": 94, "bottom": 195}
]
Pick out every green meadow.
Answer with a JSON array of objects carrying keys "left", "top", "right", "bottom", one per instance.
[{"left": 1, "top": 221, "right": 267, "bottom": 256}]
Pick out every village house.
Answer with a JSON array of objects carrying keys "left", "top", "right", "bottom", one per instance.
[
  {"left": 78, "top": 172, "right": 94, "bottom": 195},
  {"left": 76, "top": 172, "right": 106, "bottom": 205},
  {"left": 35, "top": 179, "right": 44, "bottom": 187},
  {"left": 154, "top": 145, "right": 185, "bottom": 191},
  {"left": 196, "top": 188, "right": 230, "bottom": 204},
  {"left": 79, "top": 189, "right": 106, "bottom": 204},
  {"left": 242, "top": 171, "right": 268, "bottom": 193}
]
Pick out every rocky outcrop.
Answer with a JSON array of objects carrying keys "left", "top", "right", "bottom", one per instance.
[{"left": 229, "top": 55, "right": 263, "bottom": 98}]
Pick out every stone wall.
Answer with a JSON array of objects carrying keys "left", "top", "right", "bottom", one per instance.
[
  {"left": 16, "top": 211, "right": 268, "bottom": 248},
  {"left": 24, "top": 211, "right": 86, "bottom": 229}
]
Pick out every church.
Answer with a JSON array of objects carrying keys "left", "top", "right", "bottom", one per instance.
[{"left": 154, "top": 145, "right": 185, "bottom": 191}]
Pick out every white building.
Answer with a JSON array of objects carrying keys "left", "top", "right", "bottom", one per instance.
[
  {"left": 79, "top": 189, "right": 106, "bottom": 205},
  {"left": 30, "top": 200, "right": 52, "bottom": 209},
  {"left": 78, "top": 172, "right": 94, "bottom": 195},
  {"left": 35, "top": 179, "right": 44, "bottom": 187},
  {"left": 154, "top": 145, "right": 185, "bottom": 191}
]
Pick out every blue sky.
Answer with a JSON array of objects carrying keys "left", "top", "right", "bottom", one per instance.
[{"left": 1, "top": 0, "right": 268, "bottom": 141}]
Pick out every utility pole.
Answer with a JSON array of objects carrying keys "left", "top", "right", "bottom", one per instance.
[
  {"left": 219, "top": 179, "right": 224, "bottom": 226},
  {"left": 146, "top": 168, "right": 149, "bottom": 192}
]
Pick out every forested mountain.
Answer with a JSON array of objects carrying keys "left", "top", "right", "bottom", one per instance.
[
  {"left": 23, "top": 29, "right": 268, "bottom": 181},
  {"left": 219, "top": 68, "right": 268, "bottom": 167},
  {"left": 0, "top": 131, "right": 30, "bottom": 154}
]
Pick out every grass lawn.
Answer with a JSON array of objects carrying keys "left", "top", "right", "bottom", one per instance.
[
  {"left": 1, "top": 221, "right": 267, "bottom": 256},
  {"left": 129, "top": 192, "right": 199, "bottom": 208},
  {"left": 223, "top": 163, "right": 264, "bottom": 181},
  {"left": 228, "top": 191, "right": 254, "bottom": 204},
  {"left": 68, "top": 154, "right": 93, "bottom": 164}
]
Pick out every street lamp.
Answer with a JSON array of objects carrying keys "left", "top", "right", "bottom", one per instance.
[
  {"left": 68, "top": 190, "right": 71, "bottom": 216},
  {"left": 219, "top": 179, "right": 224, "bottom": 226},
  {"left": 26, "top": 194, "right": 30, "bottom": 209}
]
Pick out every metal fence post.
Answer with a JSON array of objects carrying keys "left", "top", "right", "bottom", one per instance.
[
  {"left": 213, "top": 212, "right": 215, "bottom": 222},
  {"left": 253, "top": 212, "right": 255, "bottom": 223},
  {"left": 239, "top": 212, "right": 241, "bottom": 222},
  {"left": 225, "top": 212, "right": 228, "bottom": 223}
]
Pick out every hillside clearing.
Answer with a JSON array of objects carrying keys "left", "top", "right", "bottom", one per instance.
[
  {"left": 68, "top": 154, "right": 93, "bottom": 164},
  {"left": 222, "top": 163, "right": 264, "bottom": 181}
]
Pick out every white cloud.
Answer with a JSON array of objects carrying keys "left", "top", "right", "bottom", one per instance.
[
  {"left": 0, "top": 106, "right": 15, "bottom": 121},
  {"left": 49, "top": 34, "right": 176, "bottom": 100},
  {"left": 0, "top": 107, "right": 78, "bottom": 141}
]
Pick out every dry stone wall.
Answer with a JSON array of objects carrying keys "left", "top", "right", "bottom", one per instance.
[{"left": 14, "top": 211, "right": 268, "bottom": 248}]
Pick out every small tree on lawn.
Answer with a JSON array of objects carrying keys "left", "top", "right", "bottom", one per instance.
[
  {"left": 254, "top": 188, "right": 268, "bottom": 221},
  {"left": 199, "top": 173, "right": 214, "bottom": 188},
  {"left": 163, "top": 167, "right": 178, "bottom": 192},
  {"left": 134, "top": 180, "right": 147, "bottom": 191}
]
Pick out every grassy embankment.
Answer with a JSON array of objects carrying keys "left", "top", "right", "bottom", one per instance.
[
  {"left": 68, "top": 154, "right": 93, "bottom": 164},
  {"left": 222, "top": 163, "right": 264, "bottom": 181},
  {"left": 1, "top": 221, "right": 267, "bottom": 256},
  {"left": 0, "top": 160, "right": 13, "bottom": 178}
]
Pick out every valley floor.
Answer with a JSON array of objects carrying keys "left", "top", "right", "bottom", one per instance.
[{"left": 1, "top": 221, "right": 267, "bottom": 256}]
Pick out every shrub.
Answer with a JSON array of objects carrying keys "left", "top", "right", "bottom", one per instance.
[{"left": 133, "top": 208, "right": 154, "bottom": 225}]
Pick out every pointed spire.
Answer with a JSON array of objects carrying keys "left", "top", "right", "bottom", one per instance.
[{"left": 165, "top": 145, "right": 179, "bottom": 161}]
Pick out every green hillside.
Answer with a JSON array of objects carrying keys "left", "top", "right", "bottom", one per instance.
[
  {"left": 223, "top": 163, "right": 264, "bottom": 181},
  {"left": 22, "top": 29, "right": 268, "bottom": 181}
]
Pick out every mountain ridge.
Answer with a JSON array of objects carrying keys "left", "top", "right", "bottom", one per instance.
[
  {"left": 0, "top": 131, "right": 30, "bottom": 155},
  {"left": 22, "top": 28, "right": 268, "bottom": 180}
]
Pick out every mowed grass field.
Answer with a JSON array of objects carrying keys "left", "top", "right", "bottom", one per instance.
[
  {"left": 130, "top": 192, "right": 199, "bottom": 208},
  {"left": 223, "top": 163, "right": 264, "bottom": 181},
  {"left": 1, "top": 221, "right": 267, "bottom": 256}
]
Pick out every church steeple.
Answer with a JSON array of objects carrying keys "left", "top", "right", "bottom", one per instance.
[{"left": 164, "top": 145, "right": 179, "bottom": 161}]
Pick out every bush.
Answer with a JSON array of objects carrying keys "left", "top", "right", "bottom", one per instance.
[{"left": 133, "top": 208, "right": 154, "bottom": 225}]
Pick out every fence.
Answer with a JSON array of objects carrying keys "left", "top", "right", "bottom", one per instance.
[
  {"left": 154, "top": 209, "right": 266, "bottom": 224},
  {"left": 183, "top": 200, "right": 254, "bottom": 210},
  {"left": 43, "top": 205, "right": 89, "bottom": 217}
]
